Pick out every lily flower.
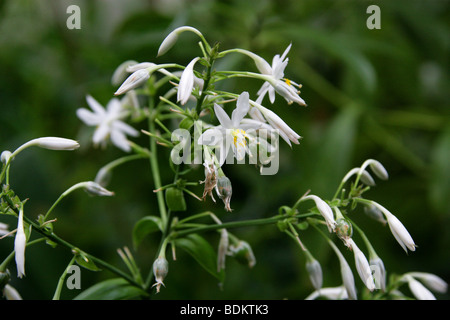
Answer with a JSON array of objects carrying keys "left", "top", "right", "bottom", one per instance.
[
  {"left": 77, "top": 95, "right": 139, "bottom": 152},
  {"left": 241, "top": 44, "right": 306, "bottom": 106},
  {"left": 198, "top": 92, "right": 262, "bottom": 166}
]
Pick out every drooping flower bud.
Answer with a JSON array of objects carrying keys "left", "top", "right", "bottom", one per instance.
[
  {"left": 306, "top": 258, "right": 323, "bottom": 291},
  {"left": 152, "top": 256, "right": 169, "bottom": 293},
  {"left": 368, "top": 159, "right": 389, "bottom": 180},
  {"left": 14, "top": 206, "right": 27, "bottom": 278},
  {"left": 215, "top": 176, "right": 233, "bottom": 212},
  {"left": 1, "top": 151, "right": 12, "bottom": 164},
  {"left": 157, "top": 26, "right": 204, "bottom": 57},
  {"left": 348, "top": 239, "right": 375, "bottom": 292},
  {"left": 85, "top": 181, "right": 115, "bottom": 197},
  {"left": 370, "top": 256, "right": 386, "bottom": 291},
  {"left": 115, "top": 69, "right": 150, "bottom": 96}
]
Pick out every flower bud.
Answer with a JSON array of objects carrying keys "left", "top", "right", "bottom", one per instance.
[
  {"left": 306, "top": 258, "right": 323, "bottom": 291},
  {"left": 14, "top": 206, "right": 26, "bottom": 278},
  {"left": 407, "top": 272, "right": 447, "bottom": 294},
  {"left": 33, "top": 137, "right": 80, "bottom": 150},
  {"left": 111, "top": 60, "right": 138, "bottom": 86},
  {"left": 157, "top": 26, "right": 203, "bottom": 57},
  {"left": 3, "top": 284, "right": 22, "bottom": 300},
  {"left": 1, "top": 150, "right": 12, "bottom": 164},
  {"left": 152, "top": 256, "right": 169, "bottom": 293},
  {"left": 363, "top": 204, "right": 387, "bottom": 225},
  {"left": 407, "top": 275, "right": 436, "bottom": 300},
  {"left": 349, "top": 239, "right": 375, "bottom": 291},
  {"left": 114, "top": 69, "right": 150, "bottom": 96},
  {"left": 215, "top": 176, "right": 232, "bottom": 212},
  {"left": 370, "top": 256, "right": 386, "bottom": 291},
  {"left": 85, "top": 181, "right": 115, "bottom": 197},
  {"left": 165, "top": 187, "right": 187, "bottom": 212},
  {"left": 368, "top": 159, "right": 389, "bottom": 180}
]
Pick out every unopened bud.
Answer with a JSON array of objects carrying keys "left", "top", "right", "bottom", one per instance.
[
  {"left": 1, "top": 151, "right": 12, "bottom": 164},
  {"left": 368, "top": 160, "right": 389, "bottom": 180},
  {"left": 152, "top": 256, "right": 169, "bottom": 293},
  {"left": 306, "top": 258, "right": 323, "bottom": 291},
  {"left": 165, "top": 187, "right": 187, "bottom": 212},
  {"left": 33, "top": 137, "right": 80, "bottom": 150},
  {"left": 215, "top": 176, "right": 232, "bottom": 212},
  {"left": 85, "top": 181, "right": 115, "bottom": 197},
  {"left": 115, "top": 69, "right": 150, "bottom": 96}
]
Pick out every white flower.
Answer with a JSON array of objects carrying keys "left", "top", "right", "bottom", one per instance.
[
  {"left": 328, "top": 239, "right": 357, "bottom": 300},
  {"left": 14, "top": 206, "right": 26, "bottom": 278},
  {"left": 177, "top": 57, "right": 201, "bottom": 105},
  {"left": 77, "top": 95, "right": 139, "bottom": 152},
  {"left": 152, "top": 256, "right": 169, "bottom": 293},
  {"left": 253, "top": 44, "right": 306, "bottom": 106},
  {"left": 349, "top": 239, "right": 376, "bottom": 291},
  {"left": 370, "top": 256, "right": 386, "bottom": 291},
  {"left": 198, "top": 92, "right": 262, "bottom": 166}
]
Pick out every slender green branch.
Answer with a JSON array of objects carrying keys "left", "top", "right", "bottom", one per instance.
[
  {"left": 171, "top": 212, "right": 316, "bottom": 239},
  {"left": 52, "top": 255, "right": 76, "bottom": 300}
]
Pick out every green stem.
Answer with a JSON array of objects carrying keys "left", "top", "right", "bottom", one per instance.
[
  {"left": 52, "top": 255, "right": 76, "bottom": 300},
  {"left": 172, "top": 212, "right": 316, "bottom": 239}
]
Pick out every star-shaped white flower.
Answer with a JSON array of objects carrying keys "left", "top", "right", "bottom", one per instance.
[
  {"left": 198, "top": 92, "right": 261, "bottom": 166},
  {"left": 77, "top": 95, "right": 139, "bottom": 152},
  {"left": 254, "top": 44, "right": 306, "bottom": 106}
]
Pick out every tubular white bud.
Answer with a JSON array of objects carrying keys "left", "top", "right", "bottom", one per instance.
[
  {"left": 14, "top": 206, "right": 26, "bottom": 278},
  {"left": 85, "top": 181, "right": 115, "bottom": 197},
  {"left": 306, "top": 258, "right": 323, "bottom": 291},
  {"left": 32, "top": 137, "right": 80, "bottom": 150},
  {"left": 349, "top": 239, "right": 375, "bottom": 291},
  {"left": 115, "top": 69, "right": 150, "bottom": 96},
  {"left": 158, "top": 26, "right": 204, "bottom": 57},
  {"left": 407, "top": 275, "right": 436, "bottom": 300},
  {"left": 406, "top": 272, "right": 447, "bottom": 294},
  {"left": 368, "top": 159, "right": 389, "bottom": 180}
]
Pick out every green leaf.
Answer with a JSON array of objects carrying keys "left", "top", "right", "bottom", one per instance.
[
  {"left": 165, "top": 187, "right": 187, "bottom": 212},
  {"left": 73, "top": 278, "right": 148, "bottom": 300},
  {"left": 75, "top": 253, "right": 101, "bottom": 272},
  {"left": 174, "top": 233, "right": 225, "bottom": 283},
  {"left": 132, "top": 216, "right": 162, "bottom": 249}
]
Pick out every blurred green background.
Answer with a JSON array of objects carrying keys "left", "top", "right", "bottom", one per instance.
[{"left": 0, "top": 0, "right": 449, "bottom": 299}]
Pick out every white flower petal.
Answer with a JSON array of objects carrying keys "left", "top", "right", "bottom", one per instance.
[
  {"left": 231, "top": 92, "right": 250, "bottom": 127},
  {"left": 214, "top": 104, "right": 233, "bottom": 129},
  {"left": 76, "top": 108, "right": 101, "bottom": 126},
  {"left": 86, "top": 95, "right": 106, "bottom": 116}
]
